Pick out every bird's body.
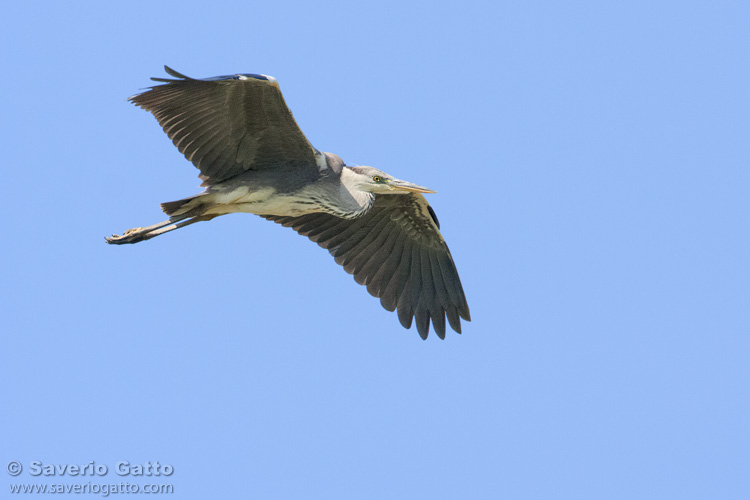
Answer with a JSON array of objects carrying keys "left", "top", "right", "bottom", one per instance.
[
  {"left": 108, "top": 66, "right": 470, "bottom": 339},
  {"left": 162, "top": 153, "right": 374, "bottom": 220}
]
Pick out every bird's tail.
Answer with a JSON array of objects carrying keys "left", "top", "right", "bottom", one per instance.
[{"left": 160, "top": 194, "right": 205, "bottom": 218}]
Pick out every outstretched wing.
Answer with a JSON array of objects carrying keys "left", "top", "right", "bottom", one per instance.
[
  {"left": 262, "top": 194, "right": 471, "bottom": 339},
  {"left": 129, "top": 66, "right": 320, "bottom": 185}
]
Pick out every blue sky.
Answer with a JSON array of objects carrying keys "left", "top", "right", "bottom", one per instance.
[{"left": 2, "top": 1, "right": 748, "bottom": 498}]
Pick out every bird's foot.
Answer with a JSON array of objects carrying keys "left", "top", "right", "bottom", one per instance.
[{"left": 105, "top": 227, "right": 145, "bottom": 245}]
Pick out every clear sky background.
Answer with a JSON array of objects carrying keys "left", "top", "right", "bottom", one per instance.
[{"left": 2, "top": 1, "right": 748, "bottom": 499}]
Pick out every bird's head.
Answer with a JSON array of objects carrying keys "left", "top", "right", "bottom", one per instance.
[{"left": 344, "top": 166, "right": 436, "bottom": 195}]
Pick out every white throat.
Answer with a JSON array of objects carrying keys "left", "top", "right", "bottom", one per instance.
[{"left": 337, "top": 168, "right": 376, "bottom": 218}]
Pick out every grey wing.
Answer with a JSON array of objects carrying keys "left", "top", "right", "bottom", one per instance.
[
  {"left": 129, "top": 66, "right": 320, "bottom": 185},
  {"left": 262, "top": 194, "right": 471, "bottom": 339}
]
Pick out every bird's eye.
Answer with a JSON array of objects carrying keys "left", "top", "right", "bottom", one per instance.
[{"left": 373, "top": 176, "right": 381, "bottom": 182}]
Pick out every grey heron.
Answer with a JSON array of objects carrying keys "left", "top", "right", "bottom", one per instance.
[{"left": 107, "top": 66, "right": 470, "bottom": 339}]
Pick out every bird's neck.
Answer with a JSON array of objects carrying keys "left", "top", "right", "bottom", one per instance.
[{"left": 333, "top": 168, "right": 376, "bottom": 219}]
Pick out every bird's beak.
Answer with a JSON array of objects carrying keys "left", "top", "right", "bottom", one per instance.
[{"left": 390, "top": 179, "right": 436, "bottom": 194}]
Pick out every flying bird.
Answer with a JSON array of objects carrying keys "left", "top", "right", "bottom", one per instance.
[{"left": 107, "top": 66, "right": 470, "bottom": 339}]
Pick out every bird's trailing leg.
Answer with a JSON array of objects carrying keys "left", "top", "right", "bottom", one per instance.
[{"left": 106, "top": 215, "right": 214, "bottom": 245}]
